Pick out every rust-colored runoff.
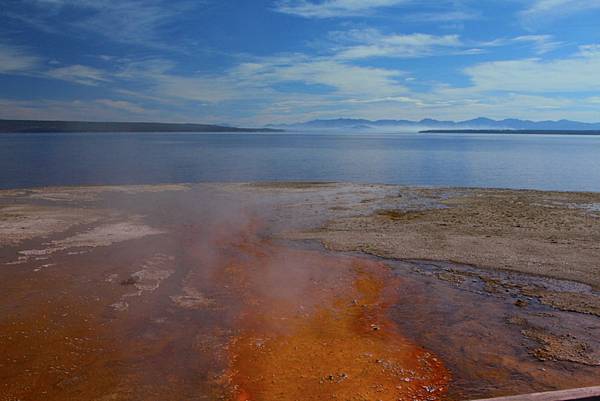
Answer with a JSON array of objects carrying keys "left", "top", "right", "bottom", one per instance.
[
  {"left": 0, "top": 212, "right": 449, "bottom": 401},
  {"left": 217, "top": 226, "right": 450, "bottom": 401}
]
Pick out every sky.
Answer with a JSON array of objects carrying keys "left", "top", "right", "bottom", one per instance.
[{"left": 1, "top": 0, "right": 600, "bottom": 126}]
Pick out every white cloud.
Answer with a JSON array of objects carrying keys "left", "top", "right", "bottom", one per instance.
[
  {"left": 149, "top": 74, "right": 243, "bottom": 103},
  {"left": 522, "top": 0, "right": 600, "bottom": 15},
  {"left": 274, "top": 0, "right": 481, "bottom": 22},
  {"left": 244, "top": 43, "right": 600, "bottom": 124},
  {"left": 400, "top": 10, "right": 478, "bottom": 22},
  {"left": 273, "top": 0, "right": 411, "bottom": 18},
  {"left": 512, "top": 35, "right": 563, "bottom": 54},
  {"left": 0, "top": 43, "right": 41, "bottom": 73},
  {"left": 328, "top": 29, "right": 557, "bottom": 60},
  {"left": 586, "top": 96, "right": 600, "bottom": 104},
  {"left": 457, "top": 34, "right": 562, "bottom": 56},
  {"left": 95, "top": 99, "right": 147, "bottom": 114},
  {"left": 25, "top": 39, "right": 597, "bottom": 124},
  {"left": 232, "top": 56, "right": 407, "bottom": 97},
  {"left": 46, "top": 65, "right": 110, "bottom": 86},
  {"left": 113, "top": 53, "right": 408, "bottom": 105},
  {"left": 4, "top": 1, "right": 599, "bottom": 125},
  {"left": 113, "top": 58, "right": 243, "bottom": 103},
  {"left": 578, "top": 44, "right": 600, "bottom": 57},
  {"left": 520, "top": 0, "right": 600, "bottom": 25},
  {"left": 464, "top": 44, "right": 600, "bottom": 92},
  {"left": 341, "top": 95, "right": 423, "bottom": 105},
  {"left": 331, "top": 30, "right": 463, "bottom": 59}
]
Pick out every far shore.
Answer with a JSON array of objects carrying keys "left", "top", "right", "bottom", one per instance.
[
  {"left": 0, "top": 119, "right": 283, "bottom": 133},
  {"left": 420, "top": 129, "right": 600, "bottom": 135}
]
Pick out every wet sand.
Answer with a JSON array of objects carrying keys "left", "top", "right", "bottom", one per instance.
[{"left": 1, "top": 183, "right": 600, "bottom": 400}]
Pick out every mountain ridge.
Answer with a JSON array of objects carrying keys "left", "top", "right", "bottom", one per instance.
[{"left": 267, "top": 117, "right": 600, "bottom": 131}]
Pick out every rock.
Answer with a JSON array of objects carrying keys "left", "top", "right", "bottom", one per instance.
[
  {"left": 120, "top": 277, "right": 137, "bottom": 286},
  {"left": 515, "top": 299, "right": 528, "bottom": 308}
]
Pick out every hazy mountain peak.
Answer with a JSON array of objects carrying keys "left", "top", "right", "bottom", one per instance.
[{"left": 268, "top": 117, "right": 600, "bottom": 131}]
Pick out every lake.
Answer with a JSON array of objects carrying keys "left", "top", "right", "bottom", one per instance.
[{"left": 1, "top": 131, "right": 600, "bottom": 191}]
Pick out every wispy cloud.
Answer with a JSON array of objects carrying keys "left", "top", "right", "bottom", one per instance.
[
  {"left": 46, "top": 64, "right": 110, "bottom": 86},
  {"left": 512, "top": 35, "right": 563, "bottom": 54},
  {"left": 0, "top": 42, "right": 41, "bottom": 73},
  {"left": 236, "top": 56, "right": 408, "bottom": 97},
  {"left": 0, "top": 97, "right": 154, "bottom": 122},
  {"left": 95, "top": 99, "right": 148, "bottom": 114},
  {"left": 399, "top": 10, "right": 479, "bottom": 22},
  {"left": 330, "top": 29, "right": 463, "bottom": 59},
  {"left": 15, "top": 0, "right": 194, "bottom": 47},
  {"left": 482, "top": 35, "right": 563, "bottom": 55},
  {"left": 4, "top": 1, "right": 600, "bottom": 124},
  {"left": 73, "top": 1, "right": 184, "bottom": 45},
  {"left": 117, "top": 54, "right": 409, "bottom": 105},
  {"left": 273, "top": 0, "right": 411, "bottom": 18},
  {"left": 274, "top": 0, "right": 482, "bottom": 24},
  {"left": 327, "top": 29, "right": 553, "bottom": 60},
  {"left": 520, "top": 0, "right": 600, "bottom": 26},
  {"left": 464, "top": 44, "right": 600, "bottom": 92}
]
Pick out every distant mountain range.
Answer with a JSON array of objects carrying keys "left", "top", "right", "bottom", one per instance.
[
  {"left": 267, "top": 117, "right": 600, "bottom": 131},
  {"left": 0, "top": 119, "right": 281, "bottom": 133},
  {"left": 3, "top": 118, "right": 600, "bottom": 134}
]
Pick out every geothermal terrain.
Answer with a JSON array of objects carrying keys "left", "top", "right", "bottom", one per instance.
[{"left": 1, "top": 182, "right": 600, "bottom": 401}]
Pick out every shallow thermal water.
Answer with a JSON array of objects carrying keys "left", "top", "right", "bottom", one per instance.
[
  {"left": 2, "top": 132, "right": 600, "bottom": 191},
  {"left": 0, "top": 206, "right": 450, "bottom": 401},
  {"left": 1, "top": 185, "right": 600, "bottom": 401}
]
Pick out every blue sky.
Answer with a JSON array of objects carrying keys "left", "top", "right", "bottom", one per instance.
[{"left": 1, "top": 0, "right": 600, "bottom": 125}]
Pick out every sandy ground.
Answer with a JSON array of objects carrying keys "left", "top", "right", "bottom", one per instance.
[
  {"left": 277, "top": 184, "right": 600, "bottom": 323},
  {"left": 281, "top": 186, "right": 600, "bottom": 288},
  {"left": 1, "top": 182, "right": 600, "bottom": 401}
]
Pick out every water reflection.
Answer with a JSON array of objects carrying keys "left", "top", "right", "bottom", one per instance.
[{"left": 1, "top": 132, "right": 600, "bottom": 191}]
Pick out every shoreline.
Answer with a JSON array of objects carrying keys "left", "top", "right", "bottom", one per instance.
[{"left": 3, "top": 180, "right": 600, "bottom": 195}]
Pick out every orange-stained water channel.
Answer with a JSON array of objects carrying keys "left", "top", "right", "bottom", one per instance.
[
  {"left": 219, "top": 225, "right": 449, "bottom": 401},
  {"left": 0, "top": 191, "right": 448, "bottom": 401},
  {"left": 1, "top": 186, "right": 599, "bottom": 401}
]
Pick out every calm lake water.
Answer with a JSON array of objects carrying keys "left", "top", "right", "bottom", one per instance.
[{"left": 1, "top": 132, "right": 600, "bottom": 191}]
